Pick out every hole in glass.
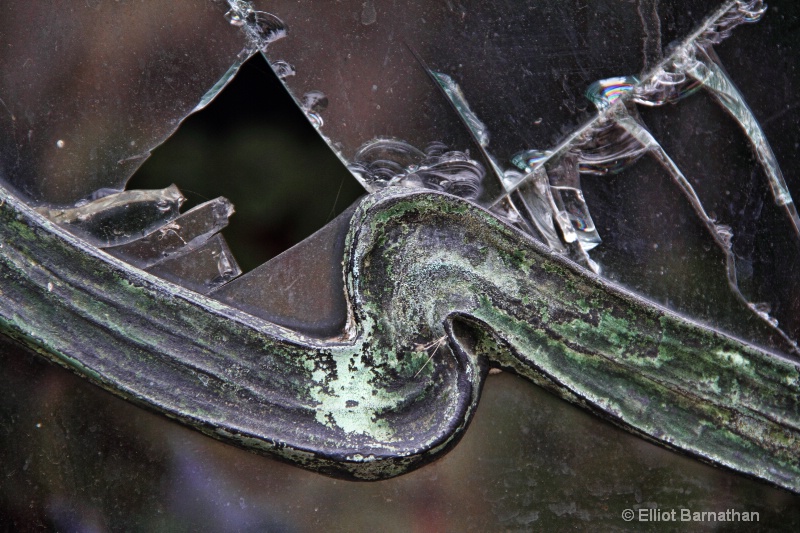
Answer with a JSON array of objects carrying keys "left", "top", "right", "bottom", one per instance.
[{"left": 126, "top": 54, "right": 364, "bottom": 273}]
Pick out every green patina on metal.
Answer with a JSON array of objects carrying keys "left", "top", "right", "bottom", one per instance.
[{"left": 0, "top": 183, "right": 798, "bottom": 491}]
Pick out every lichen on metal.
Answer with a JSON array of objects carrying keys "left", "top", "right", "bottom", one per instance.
[
  {"left": 0, "top": 182, "right": 798, "bottom": 491},
  {"left": 0, "top": 0, "right": 798, "bottom": 497}
]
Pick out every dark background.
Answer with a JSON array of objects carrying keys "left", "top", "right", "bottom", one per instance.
[{"left": 128, "top": 55, "right": 364, "bottom": 272}]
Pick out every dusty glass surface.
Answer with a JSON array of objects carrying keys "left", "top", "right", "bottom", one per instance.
[
  {"left": 0, "top": 0, "right": 799, "bottom": 529},
  {"left": 0, "top": 0, "right": 246, "bottom": 205},
  {"left": 2, "top": 337, "right": 798, "bottom": 531},
  {"left": 258, "top": 0, "right": 800, "bottom": 353}
]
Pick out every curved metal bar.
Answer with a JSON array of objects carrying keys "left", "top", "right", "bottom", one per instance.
[{"left": 0, "top": 184, "right": 798, "bottom": 491}]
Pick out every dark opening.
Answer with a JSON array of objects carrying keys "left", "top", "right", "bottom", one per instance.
[{"left": 127, "top": 54, "right": 364, "bottom": 272}]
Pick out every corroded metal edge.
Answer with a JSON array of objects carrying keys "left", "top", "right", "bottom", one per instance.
[{"left": 0, "top": 183, "right": 798, "bottom": 491}]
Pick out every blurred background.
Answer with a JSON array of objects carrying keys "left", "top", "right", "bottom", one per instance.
[{"left": 3, "top": 333, "right": 799, "bottom": 532}]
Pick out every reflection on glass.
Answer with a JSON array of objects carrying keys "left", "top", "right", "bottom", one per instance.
[{"left": 36, "top": 186, "right": 185, "bottom": 248}]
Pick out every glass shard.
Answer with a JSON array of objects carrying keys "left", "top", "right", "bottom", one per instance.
[
  {"left": 506, "top": 168, "right": 568, "bottom": 253},
  {"left": 211, "top": 203, "right": 357, "bottom": 337},
  {"left": 488, "top": 194, "right": 533, "bottom": 236},
  {"left": 104, "top": 197, "right": 235, "bottom": 270},
  {"left": 430, "top": 71, "right": 490, "bottom": 148},
  {"left": 547, "top": 155, "right": 602, "bottom": 251},
  {"left": 146, "top": 234, "right": 242, "bottom": 295},
  {"left": 349, "top": 139, "right": 484, "bottom": 201},
  {"left": 612, "top": 108, "right": 793, "bottom": 342},
  {"left": 685, "top": 46, "right": 800, "bottom": 235},
  {"left": 0, "top": 0, "right": 251, "bottom": 205},
  {"left": 36, "top": 186, "right": 185, "bottom": 248}
]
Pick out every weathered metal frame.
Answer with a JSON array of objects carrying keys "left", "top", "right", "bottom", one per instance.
[{"left": 0, "top": 182, "right": 798, "bottom": 492}]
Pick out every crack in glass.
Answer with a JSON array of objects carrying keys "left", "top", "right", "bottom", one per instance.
[
  {"left": 3, "top": 0, "right": 795, "bottom": 349},
  {"left": 1, "top": 0, "right": 799, "bottom": 508}
]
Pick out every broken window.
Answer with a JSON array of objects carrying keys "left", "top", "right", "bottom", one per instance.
[{"left": 1, "top": 0, "right": 799, "bottom": 529}]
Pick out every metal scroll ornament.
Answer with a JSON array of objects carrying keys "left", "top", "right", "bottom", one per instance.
[{"left": 0, "top": 0, "right": 798, "bottom": 494}]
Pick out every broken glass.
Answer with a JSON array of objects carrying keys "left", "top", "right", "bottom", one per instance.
[
  {"left": 3, "top": 0, "right": 796, "bottom": 353},
  {"left": 147, "top": 233, "right": 242, "bottom": 294},
  {"left": 250, "top": 0, "right": 799, "bottom": 353},
  {"left": 105, "top": 197, "right": 235, "bottom": 269},
  {"left": 35, "top": 186, "right": 185, "bottom": 248},
  {"left": 0, "top": 0, "right": 799, "bottom": 528},
  {"left": 0, "top": 0, "right": 247, "bottom": 205}
]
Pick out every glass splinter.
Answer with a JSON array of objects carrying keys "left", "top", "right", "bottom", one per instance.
[
  {"left": 145, "top": 233, "right": 242, "bottom": 295},
  {"left": 685, "top": 46, "right": 800, "bottom": 236},
  {"left": 613, "top": 110, "right": 798, "bottom": 352},
  {"left": 104, "top": 197, "right": 235, "bottom": 270},
  {"left": 36, "top": 185, "right": 184, "bottom": 248},
  {"left": 547, "top": 154, "right": 602, "bottom": 252},
  {"left": 408, "top": 46, "right": 508, "bottom": 204},
  {"left": 506, "top": 167, "right": 568, "bottom": 253},
  {"left": 488, "top": 194, "right": 539, "bottom": 238},
  {"left": 430, "top": 71, "right": 490, "bottom": 148}
]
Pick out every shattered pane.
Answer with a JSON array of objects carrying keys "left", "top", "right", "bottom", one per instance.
[
  {"left": 36, "top": 186, "right": 185, "bottom": 248},
  {"left": 105, "top": 197, "right": 234, "bottom": 269},
  {"left": 0, "top": 0, "right": 248, "bottom": 205},
  {"left": 250, "top": 0, "right": 799, "bottom": 351},
  {"left": 146, "top": 233, "right": 242, "bottom": 294},
  {"left": 128, "top": 53, "right": 365, "bottom": 273},
  {"left": 0, "top": 0, "right": 799, "bottom": 526},
  {"left": 2, "top": 0, "right": 795, "bottom": 352}
]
